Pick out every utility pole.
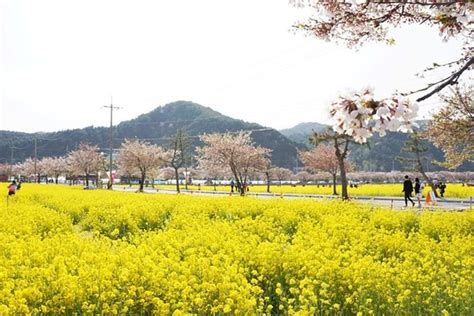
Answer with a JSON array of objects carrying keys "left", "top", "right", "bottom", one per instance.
[
  {"left": 295, "top": 154, "right": 299, "bottom": 173},
  {"left": 34, "top": 138, "right": 38, "bottom": 183},
  {"left": 102, "top": 97, "right": 122, "bottom": 189},
  {"left": 9, "top": 144, "right": 18, "bottom": 179},
  {"left": 10, "top": 146, "right": 14, "bottom": 166}
]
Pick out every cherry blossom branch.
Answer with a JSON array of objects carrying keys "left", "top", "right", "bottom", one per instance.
[
  {"left": 400, "top": 1, "right": 459, "bottom": 6},
  {"left": 414, "top": 56, "right": 474, "bottom": 102}
]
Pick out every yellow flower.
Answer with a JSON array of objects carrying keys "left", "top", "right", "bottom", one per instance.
[{"left": 0, "top": 184, "right": 471, "bottom": 315}]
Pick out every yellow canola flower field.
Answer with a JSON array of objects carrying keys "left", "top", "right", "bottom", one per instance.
[
  {"left": 0, "top": 184, "right": 473, "bottom": 315},
  {"left": 156, "top": 183, "right": 474, "bottom": 199}
]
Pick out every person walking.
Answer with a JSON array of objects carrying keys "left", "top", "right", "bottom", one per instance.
[
  {"left": 402, "top": 175, "right": 415, "bottom": 207},
  {"left": 230, "top": 180, "right": 235, "bottom": 193},
  {"left": 7, "top": 180, "right": 17, "bottom": 197},
  {"left": 439, "top": 182, "right": 446, "bottom": 198},
  {"left": 414, "top": 178, "right": 424, "bottom": 209}
]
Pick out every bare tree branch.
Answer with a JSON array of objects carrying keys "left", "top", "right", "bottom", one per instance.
[{"left": 416, "top": 56, "right": 474, "bottom": 102}]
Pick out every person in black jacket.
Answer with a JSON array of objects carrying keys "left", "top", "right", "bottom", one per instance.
[
  {"left": 402, "top": 175, "right": 415, "bottom": 207},
  {"left": 439, "top": 182, "right": 446, "bottom": 198},
  {"left": 414, "top": 177, "right": 424, "bottom": 209}
]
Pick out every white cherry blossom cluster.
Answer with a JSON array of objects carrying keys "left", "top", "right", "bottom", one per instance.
[
  {"left": 291, "top": 1, "right": 473, "bottom": 47},
  {"left": 330, "top": 89, "right": 418, "bottom": 143}
]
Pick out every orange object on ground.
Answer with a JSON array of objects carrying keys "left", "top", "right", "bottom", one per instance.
[{"left": 425, "top": 191, "right": 437, "bottom": 205}]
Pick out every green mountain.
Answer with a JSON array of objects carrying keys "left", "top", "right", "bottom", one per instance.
[
  {"left": 279, "top": 121, "right": 472, "bottom": 172},
  {"left": 2, "top": 107, "right": 471, "bottom": 172},
  {"left": 280, "top": 122, "right": 329, "bottom": 146},
  {"left": 0, "top": 101, "right": 301, "bottom": 169},
  {"left": 348, "top": 131, "right": 445, "bottom": 172}
]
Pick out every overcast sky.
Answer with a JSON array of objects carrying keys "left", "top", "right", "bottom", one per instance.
[{"left": 0, "top": 0, "right": 465, "bottom": 133}]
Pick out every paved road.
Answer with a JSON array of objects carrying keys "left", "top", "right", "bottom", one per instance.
[{"left": 114, "top": 186, "right": 472, "bottom": 211}]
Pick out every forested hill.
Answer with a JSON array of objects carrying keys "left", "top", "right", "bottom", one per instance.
[
  {"left": 0, "top": 101, "right": 302, "bottom": 169},
  {"left": 2, "top": 104, "right": 471, "bottom": 172},
  {"left": 279, "top": 122, "right": 329, "bottom": 146},
  {"left": 279, "top": 121, "right": 472, "bottom": 172}
]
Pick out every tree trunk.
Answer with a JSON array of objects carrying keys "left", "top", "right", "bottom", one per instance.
[
  {"left": 85, "top": 174, "right": 89, "bottom": 187},
  {"left": 334, "top": 138, "right": 349, "bottom": 200},
  {"left": 415, "top": 149, "right": 439, "bottom": 198},
  {"left": 184, "top": 167, "right": 189, "bottom": 190},
  {"left": 338, "top": 157, "right": 349, "bottom": 200},
  {"left": 139, "top": 172, "right": 145, "bottom": 192},
  {"left": 266, "top": 172, "right": 271, "bottom": 193},
  {"left": 55, "top": 176, "right": 59, "bottom": 184},
  {"left": 230, "top": 167, "right": 244, "bottom": 196},
  {"left": 234, "top": 178, "right": 244, "bottom": 196},
  {"left": 332, "top": 173, "right": 337, "bottom": 195},
  {"left": 419, "top": 169, "right": 438, "bottom": 197},
  {"left": 240, "top": 179, "right": 246, "bottom": 196},
  {"left": 97, "top": 173, "right": 102, "bottom": 189},
  {"left": 174, "top": 167, "right": 180, "bottom": 193}
]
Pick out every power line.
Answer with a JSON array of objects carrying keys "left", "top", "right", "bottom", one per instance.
[
  {"left": 116, "top": 115, "right": 238, "bottom": 126},
  {"left": 112, "top": 128, "right": 275, "bottom": 143}
]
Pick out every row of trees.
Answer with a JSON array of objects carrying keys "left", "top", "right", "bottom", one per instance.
[
  {"left": 4, "top": 131, "right": 269, "bottom": 195},
  {"left": 3, "top": 154, "right": 471, "bottom": 186},
  {"left": 6, "top": 144, "right": 107, "bottom": 186},
  {"left": 3, "top": 87, "right": 471, "bottom": 199},
  {"left": 4, "top": 127, "right": 472, "bottom": 198}
]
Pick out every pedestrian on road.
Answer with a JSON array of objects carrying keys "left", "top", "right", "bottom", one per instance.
[
  {"left": 439, "top": 182, "right": 446, "bottom": 198},
  {"left": 414, "top": 177, "right": 424, "bottom": 209},
  {"left": 402, "top": 175, "right": 415, "bottom": 207},
  {"left": 230, "top": 180, "right": 235, "bottom": 193}
]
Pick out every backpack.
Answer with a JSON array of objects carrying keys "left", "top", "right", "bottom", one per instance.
[{"left": 414, "top": 182, "right": 421, "bottom": 194}]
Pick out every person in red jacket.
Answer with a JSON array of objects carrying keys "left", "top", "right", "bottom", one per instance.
[{"left": 7, "top": 180, "right": 17, "bottom": 196}]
